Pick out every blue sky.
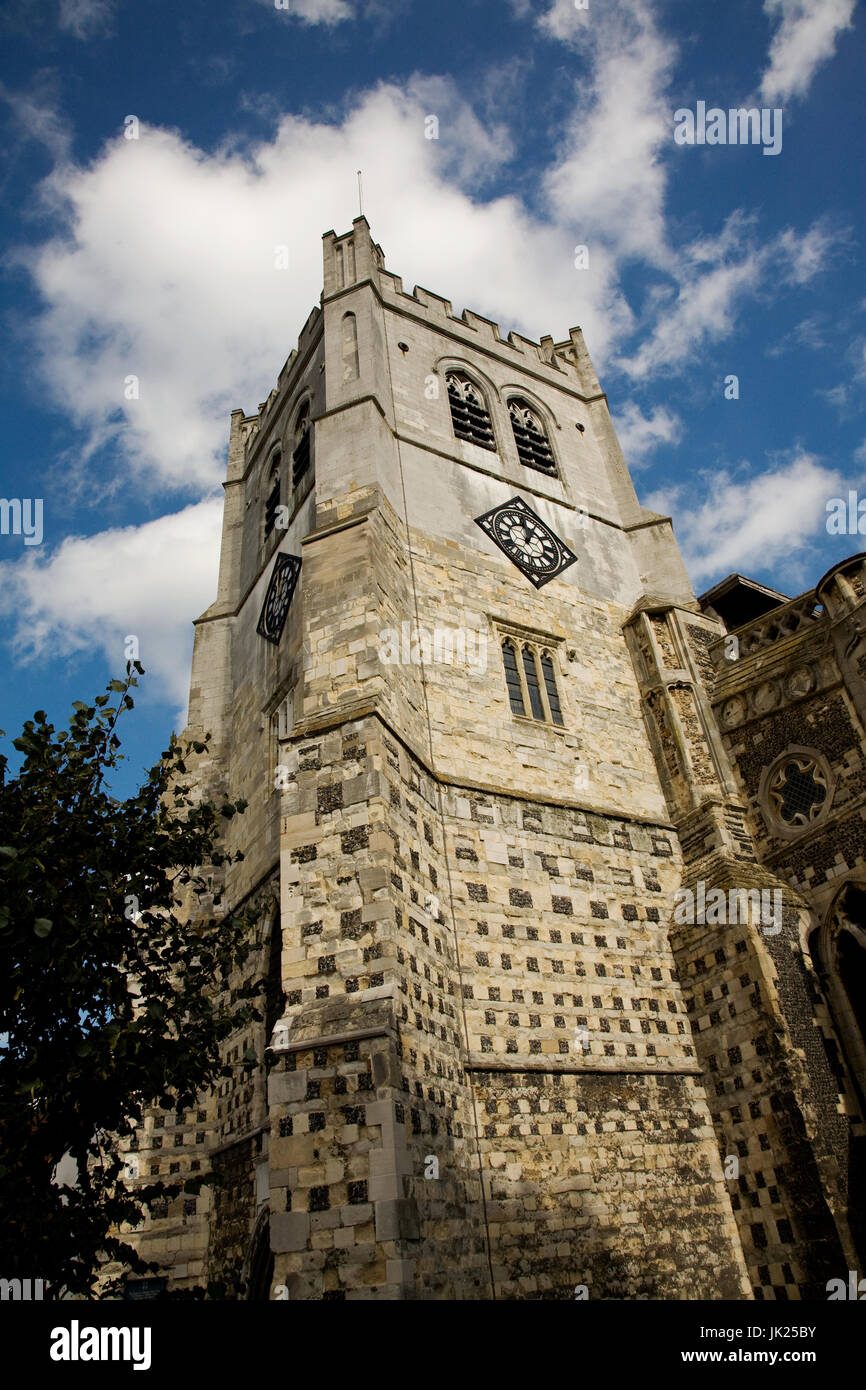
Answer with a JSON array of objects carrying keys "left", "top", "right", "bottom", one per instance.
[{"left": 0, "top": 0, "right": 863, "bottom": 796}]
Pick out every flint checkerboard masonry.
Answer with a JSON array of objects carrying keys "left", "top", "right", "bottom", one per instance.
[{"left": 118, "top": 220, "right": 866, "bottom": 1300}]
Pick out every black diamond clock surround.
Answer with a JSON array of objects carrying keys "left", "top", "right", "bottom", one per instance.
[
  {"left": 474, "top": 495, "right": 578, "bottom": 589},
  {"left": 257, "top": 552, "right": 302, "bottom": 644}
]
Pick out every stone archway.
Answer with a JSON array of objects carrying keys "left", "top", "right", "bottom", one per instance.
[
  {"left": 810, "top": 881, "right": 866, "bottom": 1115},
  {"left": 806, "top": 880, "right": 866, "bottom": 1266}
]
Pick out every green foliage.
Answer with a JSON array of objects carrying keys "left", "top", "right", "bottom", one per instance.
[{"left": 0, "top": 665, "right": 257, "bottom": 1296}]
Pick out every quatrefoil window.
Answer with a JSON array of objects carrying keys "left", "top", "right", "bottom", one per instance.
[{"left": 768, "top": 756, "right": 828, "bottom": 827}]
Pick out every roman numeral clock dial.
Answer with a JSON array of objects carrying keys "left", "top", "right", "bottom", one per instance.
[
  {"left": 474, "top": 496, "right": 577, "bottom": 589},
  {"left": 257, "top": 552, "right": 302, "bottom": 644}
]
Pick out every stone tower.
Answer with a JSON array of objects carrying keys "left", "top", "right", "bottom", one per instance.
[{"left": 125, "top": 220, "right": 864, "bottom": 1300}]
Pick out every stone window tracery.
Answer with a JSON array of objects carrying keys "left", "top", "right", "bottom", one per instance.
[
  {"left": 446, "top": 372, "right": 496, "bottom": 451},
  {"left": 292, "top": 401, "right": 311, "bottom": 488},
  {"left": 501, "top": 636, "right": 564, "bottom": 726},
  {"left": 768, "top": 755, "right": 828, "bottom": 827},
  {"left": 759, "top": 746, "right": 834, "bottom": 840},
  {"left": 508, "top": 397, "right": 556, "bottom": 475},
  {"left": 263, "top": 451, "right": 281, "bottom": 539}
]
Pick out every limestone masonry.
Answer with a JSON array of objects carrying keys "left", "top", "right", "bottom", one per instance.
[{"left": 123, "top": 219, "right": 866, "bottom": 1300}]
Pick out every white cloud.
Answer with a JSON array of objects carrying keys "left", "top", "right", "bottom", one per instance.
[
  {"left": 540, "top": 0, "right": 677, "bottom": 269},
  {"left": 0, "top": 77, "right": 71, "bottom": 161},
  {"left": 18, "top": 10, "right": 843, "bottom": 503},
  {"left": 8, "top": 7, "right": 854, "bottom": 707},
  {"left": 19, "top": 78, "right": 632, "bottom": 496},
  {"left": 765, "top": 314, "right": 827, "bottom": 356},
  {"left": 618, "top": 215, "right": 837, "bottom": 378},
  {"left": 1, "top": 501, "right": 223, "bottom": 712},
  {"left": 645, "top": 453, "right": 844, "bottom": 585},
  {"left": 276, "top": 0, "right": 353, "bottom": 23},
  {"left": 538, "top": 0, "right": 594, "bottom": 45},
  {"left": 760, "top": 0, "right": 856, "bottom": 103},
  {"left": 58, "top": 0, "right": 115, "bottom": 40},
  {"left": 612, "top": 401, "right": 682, "bottom": 469},
  {"left": 776, "top": 221, "right": 842, "bottom": 284}
]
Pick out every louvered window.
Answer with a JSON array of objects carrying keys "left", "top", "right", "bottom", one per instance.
[
  {"left": 508, "top": 398, "right": 556, "bottom": 475},
  {"left": 446, "top": 372, "right": 496, "bottom": 451},
  {"left": 292, "top": 403, "right": 311, "bottom": 487},
  {"left": 264, "top": 454, "right": 281, "bottom": 538}
]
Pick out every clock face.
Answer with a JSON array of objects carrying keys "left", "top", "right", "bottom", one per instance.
[
  {"left": 257, "top": 553, "right": 301, "bottom": 644},
  {"left": 474, "top": 496, "right": 577, "bottom": 588}
]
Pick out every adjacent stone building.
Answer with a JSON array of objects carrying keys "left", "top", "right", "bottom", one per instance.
[{"left": 123, "top": 219, "right": 865, "bottom": 1300}]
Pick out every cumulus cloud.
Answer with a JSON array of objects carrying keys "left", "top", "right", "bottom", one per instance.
[
  {"left": 618, "top": 215, "right": 839, "bottom": 378},
  {"left": 612, "top": 401, "right": 682, "bottom": 469},
  {"left": 58, "top": 0, "right": 115, "bottom": 40},
  {"left": 760, "top": 0, "right": 856, "bottom": 103},
  {"left": 17, "top": 8, "right": 841, "bottom": 502},
  {"left": 540, "top": 0, "right": 677, "bottom": 269},
  {"left": 18, "top": 78, "right": 632, "bottom": 496},
  {"left": 645, "top": 453, "right": 844, "bottom": 586},
  {"left": 0, "top": 501, "right": 223, "bottom": 712},
  {"left": 536, "top": 1, "right": 838, "bottom": 383},
  {"left": 7, "top": 2, "right": 853, "bottom": 708}
]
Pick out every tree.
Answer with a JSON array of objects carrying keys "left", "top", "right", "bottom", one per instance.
[{"left": 0, "top": 664, "right": 256, "bottom": 1296}]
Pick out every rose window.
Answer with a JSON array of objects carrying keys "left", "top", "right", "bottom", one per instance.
[{"left": 768, "top": 756, "right": 828, "bottom": 827}]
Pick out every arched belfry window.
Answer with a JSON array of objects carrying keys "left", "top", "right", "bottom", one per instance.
[
  {"left": 263, "top": 450, "right": 281, "bottom": 538},
  {"left": 446, "top": 372, "right": 496, "bottom": 451},
  {"left": 292, "top": 401, "right": 311, "bottom": 488},
  {"left": 508, "top": 398, "right": 556, "bottom": 475},
  {"left": 342, "top": 312, "right": 360, "bottom": 383}
]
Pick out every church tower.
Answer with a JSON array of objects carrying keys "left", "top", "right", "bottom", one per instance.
[{"left": 129, "top": 219, "right": 864, "bottom": 1300}]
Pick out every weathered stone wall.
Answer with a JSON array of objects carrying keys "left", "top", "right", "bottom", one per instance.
[
  {"left": 475, "top": 1070, "right": 746, "bottom": 1299},
  {"left": 272, "top": 714, "right": 489, "bottom": 1298},
  {"left": 122, "top": 219, "right": 865, "bottom": 1302}
]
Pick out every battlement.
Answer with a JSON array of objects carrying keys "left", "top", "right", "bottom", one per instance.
[
  {"left": 320, "top": 218, "right": 602, "bottom": 395},
  {"left": 235, "top": 221, "right": 606, "bottom": 469},
  {"left": 233, "top": 302, "right": 324, "bottom": 467},
  {"left": 378, "top": 265, "right": 591, "bottom": 385}
]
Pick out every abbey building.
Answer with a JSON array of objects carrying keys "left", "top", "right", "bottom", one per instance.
[{"left": 123, "top": 219, "right": 866, "bottom": 1300}]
